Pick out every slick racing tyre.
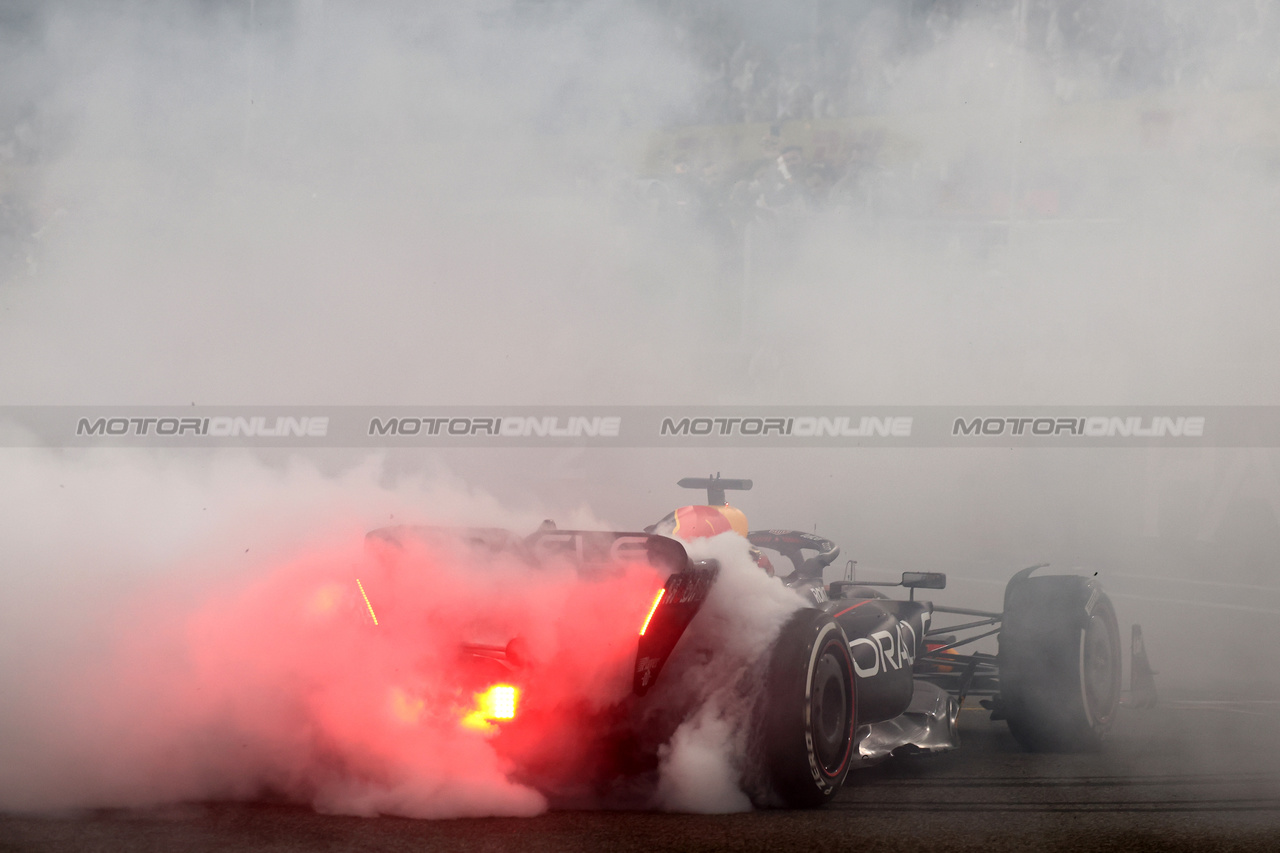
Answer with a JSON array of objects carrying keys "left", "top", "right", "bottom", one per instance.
[
  {"left": 760, "top": 609, "right": 856, "bottom": 807},
  {"left": 998, "top": 575, "right": 1122, "bottom": 752}
]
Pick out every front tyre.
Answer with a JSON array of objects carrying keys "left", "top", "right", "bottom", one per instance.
[
  {"left": 999, "top": 575, "right": 1122, "bottom": 752},
  {"left": 761, "top": 609, "right": 856, "bottom": 807}
]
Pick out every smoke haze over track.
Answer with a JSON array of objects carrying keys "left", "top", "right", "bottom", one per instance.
[{"left": 1, "top": 0, "right": 1279, "bottom": 819}]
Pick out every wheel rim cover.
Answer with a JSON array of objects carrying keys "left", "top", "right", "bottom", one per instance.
[{"left": 810, "top": 647, "right": 850, "bottom": 771}]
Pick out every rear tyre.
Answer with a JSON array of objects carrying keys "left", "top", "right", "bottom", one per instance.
[
  {"left": 999, "top": 575, "right": 1121, "bottom": 752},
  {"left": 760, "top": 609, "right": 856, "bottom": 807}
]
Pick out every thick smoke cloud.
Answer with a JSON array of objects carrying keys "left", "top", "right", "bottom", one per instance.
[
  {"left": 0, "top": 450, "right": 811, "bottom": 816},
  {"left": 2, "top": 1, "right": 1279, "bottom": 404},
  {"left": 0, "top": 448, "right": 662, "bottom": 816},
  {"left": 651, "top": 532, "right": 804, "bottom": 812},
  {"left": 0, "top": 0, "right": 714, "bottom": 405},
  {"left": 2, "top": 0, "right": 1279, "bottom": 817}
]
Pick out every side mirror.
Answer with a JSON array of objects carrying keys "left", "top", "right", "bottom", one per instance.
[{"left": 901, "top": 571, "right": 946, "bottom": 590}]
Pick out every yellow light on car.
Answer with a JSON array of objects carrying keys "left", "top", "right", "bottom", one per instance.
[
  {"left": 485, "top": 685, "right": 517, "bottom": 720},
  {"left": 639, "top": 589, "right": 665, "bottom": 636},
  {"left": 461, "top": 684, "right": 520, "bottom": 731},
  {"left": 356, "top": 578, "right": 378, "bottom": 626}
]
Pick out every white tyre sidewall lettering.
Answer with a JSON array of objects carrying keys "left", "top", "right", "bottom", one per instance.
[{"left": 805, "top": 621, "right": 849, "bottom": 792}]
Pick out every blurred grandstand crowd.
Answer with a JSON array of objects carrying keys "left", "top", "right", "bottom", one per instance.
[
  {"left": 0, "top": 1, "right": 40, "bottom": 287},
  {"left": 2, "top": 0, "right": 1279, "bottom": 284},
  {"left": 631, "top": 0, "right": 1280, "bottom": 246},
  {"left": 663, "top": 0, "right": 1279, "bottom": 124}
]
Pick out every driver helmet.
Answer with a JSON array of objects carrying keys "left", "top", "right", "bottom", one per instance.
[{"left": 649, "top": 503, "right": 748, "bottom": 541}]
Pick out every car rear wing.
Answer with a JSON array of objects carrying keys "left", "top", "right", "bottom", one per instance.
[
  {"left": 365, "top": 522, "right": 691, "bottom": 575},
  {"left": 366, "top": 524, "right": 527, "bottom": 555},
  {"left": 523, "top": 526, "right": 690, "bottom": 573}
]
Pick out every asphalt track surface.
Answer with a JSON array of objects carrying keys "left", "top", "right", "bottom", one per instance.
[{"left": 3, "top": 693, "right": 1278, "bottom": 853}]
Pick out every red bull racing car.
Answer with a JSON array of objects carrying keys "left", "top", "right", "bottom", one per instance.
[{"left": 368, "top": 475, "right": 1156, "bottom": 808}]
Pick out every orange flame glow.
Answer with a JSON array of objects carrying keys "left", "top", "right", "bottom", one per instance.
[
  {"left": 356, "top": 578, "right": 378, "bottom": 626},
  {"left": 639, "top": 588, "right": 665, "bottom": 636},
  {"left": 461, "top": 684, "right": 519, "bottom": 731}
]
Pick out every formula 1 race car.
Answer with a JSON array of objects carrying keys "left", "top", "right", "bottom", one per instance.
[{"left": 368, "top": 475, "right": 1156, "bottom": 808}]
